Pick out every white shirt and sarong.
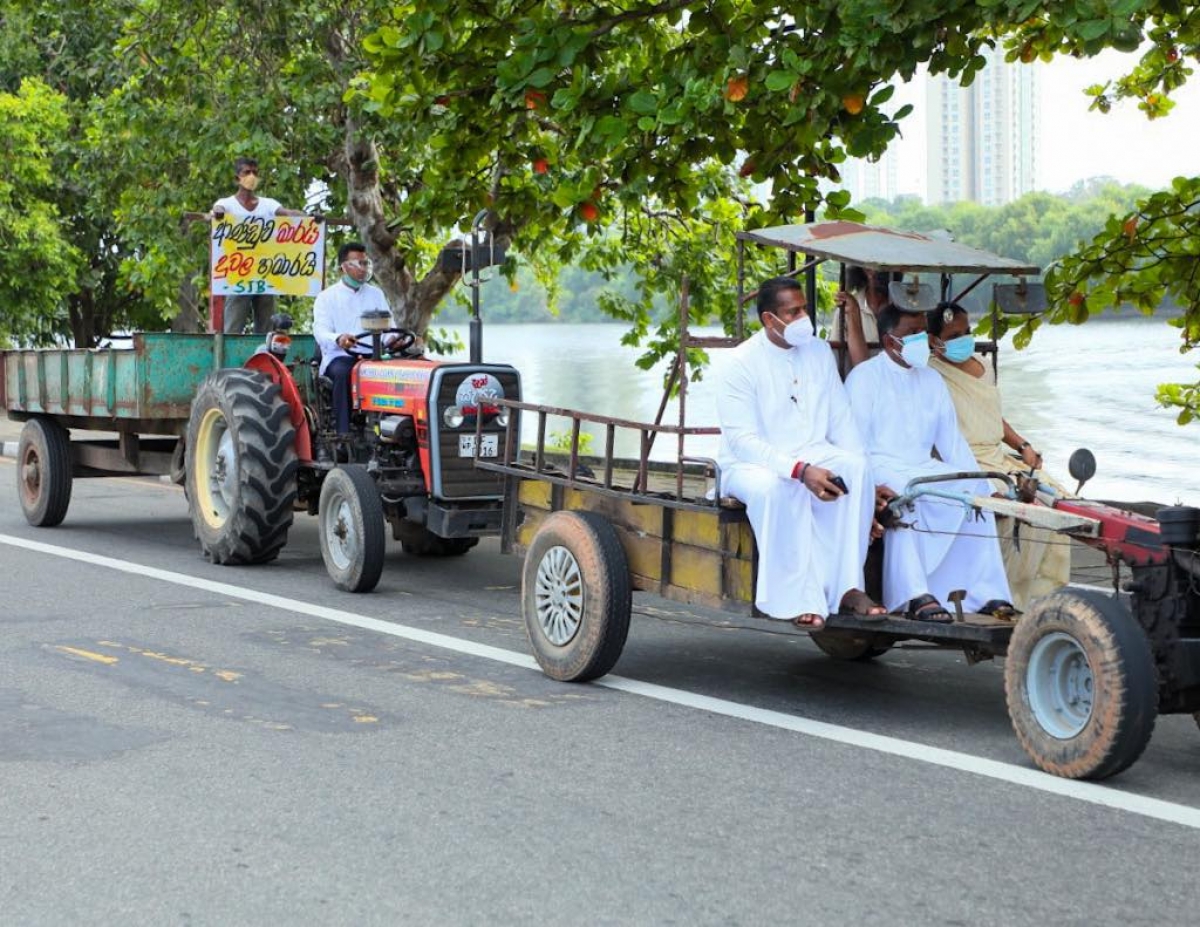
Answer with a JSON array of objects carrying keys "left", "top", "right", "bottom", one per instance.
[
  {"left": 716, "top": 330, "right": 875, "bottom": 620},
  {"left": 846, "top": 352, "right": 1012, "bottom": 613},
  {"left": 313, "top": 280, "right": 395, "bottom": 374}
]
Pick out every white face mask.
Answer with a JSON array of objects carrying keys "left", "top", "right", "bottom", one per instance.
[
  {"left": 895, "top": 331, "right": 930, "bottom": 368},
  {"left": 771, "top": 313, "right": 813, "bottom": 347}
]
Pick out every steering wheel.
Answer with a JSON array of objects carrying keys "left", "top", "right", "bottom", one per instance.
[{"left": 348, "top": 327, "right": 419, "bottom": 355}]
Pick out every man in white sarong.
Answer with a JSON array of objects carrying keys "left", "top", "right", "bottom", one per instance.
[
  {"left": 846, "top": 305, "right": 1014, "bottom": 622},
  {"left": 716, "top": 277, "right": 886, "bottom": 630}
]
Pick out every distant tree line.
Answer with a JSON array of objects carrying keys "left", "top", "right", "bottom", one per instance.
[{"left": 443, "top": 178, "right": 1153, "bottom": 325}]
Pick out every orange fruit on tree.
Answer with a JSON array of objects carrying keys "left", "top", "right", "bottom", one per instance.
[
  {"left": 533, "top": 158, "right": 549, "bottom": 175},
  {"left": 725, "top": 75, "right": 749, "bottom": 102},
  {"left": 525, "top": 89, "right": 546, "bottom": 110},
  {"left": 579, "top": 202, "right": 599, "bottom": 223},
  {"left": 842, "top": 93, "right": 865, "bottom": 115}
]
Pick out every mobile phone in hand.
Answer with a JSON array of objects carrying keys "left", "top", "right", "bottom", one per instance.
[{"left": 830, "top": 475, "right": 849, "bottom": 494}]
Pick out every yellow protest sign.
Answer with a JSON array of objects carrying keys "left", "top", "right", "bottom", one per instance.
[{"left": 210, "top": 216, "right": 326, "bottom": 297}]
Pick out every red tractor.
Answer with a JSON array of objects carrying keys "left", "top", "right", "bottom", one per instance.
[{"left": 184, "top": 312, "right": 520, "bottom": 592}]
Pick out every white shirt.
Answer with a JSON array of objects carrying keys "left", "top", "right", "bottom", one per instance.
[
  {"left": 716, "top": 329, "right": 863, "bottom": 479},
  {"left": 212, "top": 194, "right": 283, "bottom": 219},
  {"left": 845, "top": 351, "right": 977, "bottom": 483},
  {"left": 312, "top": 280, "right": 395, "bottom": 374}
]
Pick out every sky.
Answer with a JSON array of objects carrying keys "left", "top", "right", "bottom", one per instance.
[{"left": 880, "top": 48, "right": 1200, "bottom": 199}]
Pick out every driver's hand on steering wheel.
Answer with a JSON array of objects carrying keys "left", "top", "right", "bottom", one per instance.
[
  {"left": 336, "top": 333, "right": 356, "bottom": 350},
  {"left": 384, "top": 332, "right": 415, "bottom": 352}
]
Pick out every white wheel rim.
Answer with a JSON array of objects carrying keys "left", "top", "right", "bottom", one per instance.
[
  {"left": 1026, "top": 631, "right": 1095, "bottom": 739},
  {"left": 534, "top": 545, "right": 583, "bottom": 646},
  {"left": 202, "top": 422, "right": 237, "bottom": 521},
  {"left": 323, "top": 494, "right": 358, "bottom": 572}
]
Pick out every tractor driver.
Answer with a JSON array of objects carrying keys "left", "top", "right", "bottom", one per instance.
[{"left": 313, "top": 241, "right": 411, "bottom": 435}]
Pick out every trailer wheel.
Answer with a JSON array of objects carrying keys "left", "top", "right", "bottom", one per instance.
[
  {"left": 318, "top": 465, "right": 385, "bottom": 593},
  {"left": 17, "top": 418, "right": 73, "bottom": 527},
  {"left": 1005, "top": 589, "right": 1157, "bottom": 780},
  {"left": 522, "top": 511, "right": 631, "bottom": 682},
  {"left": 186, "top": 370, "right": 297, "bottom": 564},
  {"left": 811, "top": 631, "right": 893, "bottom": 662}
]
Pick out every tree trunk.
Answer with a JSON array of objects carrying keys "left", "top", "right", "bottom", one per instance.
[{"left": 173, "top": 273, "right": 203, "bottom": 333}]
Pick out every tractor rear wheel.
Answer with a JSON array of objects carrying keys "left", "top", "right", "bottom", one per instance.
[
  {"left": 319, "top": 465, "right": 385, "bottom": 593},
  {"left": 186, "top": 370, "right": 297, "bottom": 564},
  {"left": 17, "top": 418, "right": 73, "bottom": 527}
]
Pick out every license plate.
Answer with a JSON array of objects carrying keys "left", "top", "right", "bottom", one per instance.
[{"left": 459, "top": 434, "right": 498, "bottom": 458}]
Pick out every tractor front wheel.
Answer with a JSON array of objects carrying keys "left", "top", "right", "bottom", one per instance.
[{"left": 319, "top": 465, "right": 385, "bottom": 593}]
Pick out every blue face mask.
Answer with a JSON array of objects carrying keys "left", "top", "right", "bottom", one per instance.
[{"left": 942, "top": 334, "right": 974, "bottom": 363}]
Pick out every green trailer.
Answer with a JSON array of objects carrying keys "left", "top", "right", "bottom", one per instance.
[{"left": 1, "top": 332, "right": 313, "bottom": 526}]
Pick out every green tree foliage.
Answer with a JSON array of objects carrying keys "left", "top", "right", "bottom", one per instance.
[
  {"left": 0, "top": 79, "right": 82, "bottom": 347},
  {"left": 5, "top": 0, "right": 1200, "bottom": 423}
]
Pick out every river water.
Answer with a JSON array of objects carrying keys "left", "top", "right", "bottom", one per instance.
[{"left": 432, "top": 317, "right": 1199, "bottom": 505}]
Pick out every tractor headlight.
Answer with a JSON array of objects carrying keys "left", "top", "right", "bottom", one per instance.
[
  {"left": 442, "top": 405, "right": 465, "bottom": 429},
  {"left": 495, "top": 408, "right": 509, "bottom": 427}
]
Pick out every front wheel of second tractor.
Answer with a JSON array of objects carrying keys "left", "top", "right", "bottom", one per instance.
[{"left": 186, "top": 370, "right": 298, "bottom": 565}]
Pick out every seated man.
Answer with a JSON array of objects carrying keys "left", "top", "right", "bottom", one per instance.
[
  {"left": 313, "top": 241, "right": 407, "bottom": 434},
  {"left": 715, "top": 276, "right": 885, "bottom": 630},
  {"left": 846, "top": 304, "right": 1014, "bottom": 621}
]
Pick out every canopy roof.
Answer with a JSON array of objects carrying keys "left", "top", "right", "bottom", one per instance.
[{"left": 739, "top": 221, "right": 1040, "bottom": 276}]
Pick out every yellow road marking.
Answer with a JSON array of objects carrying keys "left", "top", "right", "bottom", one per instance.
[{"left": 54, "top": 646, "right": 119, "bottom": 665}]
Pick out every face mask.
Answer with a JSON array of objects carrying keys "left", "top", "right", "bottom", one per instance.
[
  {"left": 942, "top": 334, "right": 974, "bottom": 363},
  {"left": 770, "top": 313, "right": 813, "bottom": 347},
  {"left": 239, "top": 173, "right": 260, "bottom": 192},
  {"left": 341, "top": 273, "right": 363, "bottom": 290},
  {"left": 895, "top": 332, "right": 930, "bottom": 368}
]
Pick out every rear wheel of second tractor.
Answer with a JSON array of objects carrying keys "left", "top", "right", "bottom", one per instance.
[
  {"left": 1005, "top": 589, "right": 1157, "bottom": 780},
  {"left": 186, "top": 370, "right": 298, "bottom": 564}
]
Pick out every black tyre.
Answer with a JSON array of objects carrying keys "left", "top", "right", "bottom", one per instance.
[
  {"left": 318, "top": 465, "right": 386, "bottom": 593},
  {"left": 186, "top": 370, "right": 297, "bottom": 564},
  {"left": 17, "top": 418, "right": 72, "bottom": 527},
  {"left": 522, "top": 511, "right": 631, "bottom": 682},
  {"left": 398, "top": 523, "right": 479, "bottom": 557},
  {"left": 811, "top": 631, "right": 893, "bottom": 662},
  {"left": 1005, "top": 589, "right": 1157, "bottom": 780}
]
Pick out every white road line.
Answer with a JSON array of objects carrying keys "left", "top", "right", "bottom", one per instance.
[{"left": 4, "top": 530, "right": 1200, "bottom": 832}]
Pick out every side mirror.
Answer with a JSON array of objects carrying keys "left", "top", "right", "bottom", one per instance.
[{"left": 1068, "top": 448, "right": 1096, "bottom": 495}]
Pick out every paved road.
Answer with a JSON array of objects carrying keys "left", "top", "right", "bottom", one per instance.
[{"left": 1, "top": 459, "right": 1199, "bottom": 925}]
